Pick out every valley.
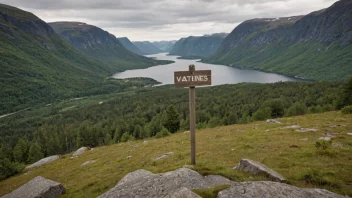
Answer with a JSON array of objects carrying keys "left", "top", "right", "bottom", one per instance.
[{"left": 0, "top": 0, "right": 351, "bottom": 197}]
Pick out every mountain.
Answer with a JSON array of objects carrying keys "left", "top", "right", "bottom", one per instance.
[
  {"left": 151, "top": 40, "right": 176, "bottom": 52},
  {"left": 203, "top": 0, "right": 352, "bottom": 81},
  {"left": 133, "top": 41, "right": 163, "bottom": 55},
  {"left": 169, "top": 33, "right": 228, "bottom": 58},
  {"left": 49, "top": 22, "right": 170, "bottom": 70},
  {"left": 0, "top": 4, "right": 169, "bottom": 115},
  {"left": 117, "top": 37, "right": 144, "bottom": 55}
]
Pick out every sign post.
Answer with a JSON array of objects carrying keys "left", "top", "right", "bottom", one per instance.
[{"left": 174, "top": 65, "right": 211, "bottom": 165}]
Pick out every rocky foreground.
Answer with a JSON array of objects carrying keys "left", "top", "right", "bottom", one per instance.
[{"left": 3, "top": 167, "right": 345, "bottom": 198}]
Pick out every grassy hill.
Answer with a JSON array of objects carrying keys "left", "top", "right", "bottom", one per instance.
[{"left": 0, "top": 111, "right": 351, "bottom": 197}]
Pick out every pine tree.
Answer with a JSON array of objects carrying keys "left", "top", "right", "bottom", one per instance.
[
  {"left": 27, "top": 143, "right": 44, "bottom": 164},
  {"left": 162, "top": 105, "right": 180, "bottom": 133},
  {"left": 13, "top": 139, "right": 29, "bottom": 163}
]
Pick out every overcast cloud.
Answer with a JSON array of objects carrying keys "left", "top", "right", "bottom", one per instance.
[{"left": 0, "top": 0, "right": 338, "bottom": 41}]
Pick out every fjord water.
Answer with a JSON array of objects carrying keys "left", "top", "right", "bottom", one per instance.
[{"left": 112, "top": 53, "right": 301, "bottom": 85}]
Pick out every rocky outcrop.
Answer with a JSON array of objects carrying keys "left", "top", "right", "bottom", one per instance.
[
  {"left": 217, "top": 181, "right": 345, "bottom": 198},
  {"left": 26, "top": 155, "right": 59, "bottom": 169},
  {"left": 1, "top": 176, "right": 65, "bottom": 198},
  {"left": 233, "top": 159, "right": 286, "bottom": 182},
  {"left": 72, "top": 147, "right": 88, "bottom": 157},
  {"left": 98, "top": 168, "right": 345, "bottom": 198},
  {"left": 98, "top": 168, "right": 236, "bottom": 198}
]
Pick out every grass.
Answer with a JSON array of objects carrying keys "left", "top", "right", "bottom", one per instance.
[
  {"left": 193, "top": 184, "right": 231, "bottom": 198},
  {"left": 0, "top": 111, "right": 351, "bottom": 197}
]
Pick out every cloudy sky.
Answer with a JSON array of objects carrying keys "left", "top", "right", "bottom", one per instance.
[{"left": 0, "top": 0, "right": 338, "bottom": 41}]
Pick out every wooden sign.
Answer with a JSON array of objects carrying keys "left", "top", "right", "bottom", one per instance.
[
  {"left": 174, "top": 65, "right": 212, "bottom": 165},
  {"left": 174, "top": 70, "right": 211, "bottom": 88}
]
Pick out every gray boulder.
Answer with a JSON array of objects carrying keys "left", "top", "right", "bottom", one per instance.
[
  {"left": 72, "top": 147, "right": 88, "bottom": 157},
  {"left": 153, "top": 152, "right": 174, "bottom": 161},
  {"left": 1, "top": 176, "right": 65, "bottom": 198},
  {"left": 164, "top": 187, "right": 201, "bottom": 198},
  {"left": 98, "top": 168, "right": 236, "bottom": 198},
  {"left": 233, "top": 159, "right": 286, "bottom": 182},
  {"left": 266, "top": 119, "right": 281, "bottom": 124},
  {"left": 26, "top": 155, "right": 60, "bottom": 169},
  {"left": 217, "top": 181, "right": 345, "bottom": 198}
]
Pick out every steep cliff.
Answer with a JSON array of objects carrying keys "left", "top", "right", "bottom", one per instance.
[
  {"left": 50, "top": 22, "right": 168, "bottom": 70},
  {"left": 151, "top": 40, "right": 176, "bottom": 52},
  {"left": 170, "top": 33, "right": 228, "bottom": 58},
  {"left": 204, "top": 0, "right": 352, "bottom": 81},
  {"left": 117, "top": 37, "right": 144, "bottom": 55},
  {"left": 133, "top": 41, "right": 163, "bottom": 55}
]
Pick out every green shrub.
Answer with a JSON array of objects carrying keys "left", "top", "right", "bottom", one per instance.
[
  {"left": 315, "top": 140, "right": 332, "bottom": 150},
  {"left": 341, "top": 105, "right": 352, "bottom": 114},
  {"left": 0, "top": 158, "right": 25, "bottom": 181},
  {"left": 155, "top": 127, "right": 170, "bottom": 138}
]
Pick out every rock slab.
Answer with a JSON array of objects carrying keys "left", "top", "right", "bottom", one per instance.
[
  {"left": 26, "top": 155, "right": 60, "bottom": 169},
  {"left": 233, "top": 159, "right": 286, "bottom": 182},
  {"left": 98, "top": 168, "right": 236, "bottom": 198},
  {"left": 217, "top": 181, "right": 345, "bottom": 198},
  {"left": 1, "top": 176, "right": 65, "bottom": 198},
  {"left": 266, "top": 119, "right": 281, "bottom": 124},
  {"left": 153, "top": 152, "right": 174, "bottom": 161},
  {"left": 72, "top": 147, "right": 88, "bottom": 157}
]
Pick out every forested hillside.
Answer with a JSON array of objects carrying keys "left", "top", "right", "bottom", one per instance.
[
  {"left": 170, "top": 33, "right": 227, "bottom": 58},
  {"left": 203, "top": 0, "right": 352, "bottom": 81},
  {"left": 49, "top": 22, "right": 170, "bottom": 70},
  {"left": 133, "top": 41, "right": 163, "bottom": 55},
  {"left": 117, "top": 37, "right": 144, "bottom": 55},
  {"left": 0, "top": 4, "right": 125, "bottom": 115},
  {"left": 1, "top": 78, "right": 351, "bottom": 181}
]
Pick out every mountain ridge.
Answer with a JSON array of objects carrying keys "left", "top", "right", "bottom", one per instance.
[
  {"left": 203, "top": 0, "right": 352, "bottom": 81},
  {"left": 169, "top": 33, "right": 228, "bottom": 58}
]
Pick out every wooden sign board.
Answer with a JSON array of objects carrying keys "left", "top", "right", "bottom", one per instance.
[{"left": 174, "top": 70, "right": 211, "bottom": 88}]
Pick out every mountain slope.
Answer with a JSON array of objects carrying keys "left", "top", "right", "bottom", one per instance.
[
  {"left": 133, "top": 41, "right": 163, "bottom": 55},
  {"left": 152, "top": 40, "right": 176, "bottom": 52},
  {"left": 170, "top": 33, "right": 228, "bottom": 58},
  {"left": 0, "top": 4, "right": 165, "bottom": 115},
  {"left": 117, "top": 37, "right": 144, "bottom": 55},
  {"left": 49, "top": 22, "right": 170, "bottom": 70},
  {"left": 203, "top": 0, "right": 352, "bottom": 81}
]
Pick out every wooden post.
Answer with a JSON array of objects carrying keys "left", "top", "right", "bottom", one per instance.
[
  {"left": 174, "top": 65, "right": 211, "bottom": 165},
  {"left": 189, "top": 65, "right": 196, "bottom": 165}
]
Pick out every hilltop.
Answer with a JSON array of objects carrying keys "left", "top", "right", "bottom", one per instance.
[
  {"left": 203, "top": 0, "right": 352, "bottom": 81},
  {"left": 0, "top": 111, "right": 351, "bottom": 197},
  {"left": 117, "top": 37, "right": 144, "bottom": 55}
]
